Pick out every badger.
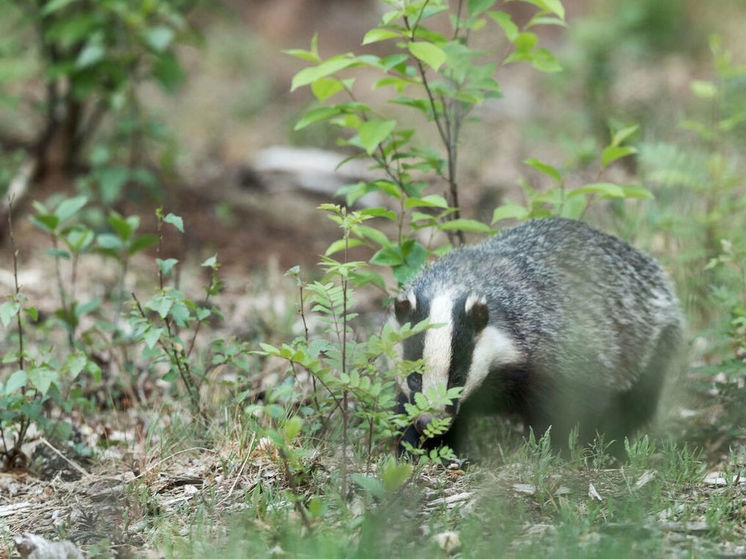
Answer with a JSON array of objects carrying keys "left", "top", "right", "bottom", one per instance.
[{"left": 394, "top": 217, "right": 683, "bottom": 455}]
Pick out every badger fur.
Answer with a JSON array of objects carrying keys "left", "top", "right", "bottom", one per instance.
[{"left": 394, "top": 217, "right": 683, "bottom": 455}]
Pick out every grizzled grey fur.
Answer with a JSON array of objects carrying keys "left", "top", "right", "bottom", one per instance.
[{"left": 394, "top": 217, "right": 683, "bottom": 454}]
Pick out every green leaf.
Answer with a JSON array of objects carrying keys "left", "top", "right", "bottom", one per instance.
[
  {"left": 55, "top": 196, "right": 88, "bottom": 223},
  {"left": 146, "top": 26, "right": 175, "bottom": 52},
  {"left": 567, "top": 182, "right": 625, "bottom": 199},
  {"left": 97, "top": 233, "right": 124, "bottom": 251},
  {"left": 513, "top": 32, "right": 538, "bottom": 53},
  {"left": 381, "top": 462, "right": 413, "bottom": 492},
  {"left": 468, "top": 0, "right": 497, "bottom": 16},
  {"left": 291, "top": 56, "right": 357, "bottom": 91},
  {"left": 611, "top": 124, "right": 639, "bottom": 147},
  {"left": 0, "top": 301, "right": 20, "bottom": 327},
  {"left": 438, "top": 218, "right": 493, "bottom": 233},
  {"left": 41, "top": 0, "right": 77, "bottom": 15},
  {"left": 358, "top": 119, "right": 397, "bottom": 155},
  {"left": 109, "top": 213, "right": 136, "bottom": 241},
  {"left": 4, "top": 370, "right": 27, "bottom": 395},
  {"left": 521, "top": 0, "right": 565, "bottom": 19},
  {"left": 157, "top": 258, "right": 179, "bottom": 276},
  {"left": 144, "top": 327, "right": 163, "bottom": 349},
  {"left": 24, "top": 307, "right": 39, "bottom": 322},
  {"left": 407, "top": 41, "right": 447, "bottom": 71},
  {"left": 351, "top": 474, "right": 385, "bottom": 499},
  {"left": 620, "top": 185, "right": 654, "bottom": 199},
  {"left": 491, "top": 203, "right": 529, "bottom": 224},
  {"left": 488, "top": 11, "right": 519, "bottom": 41},
  {"left": 311, "top": 77, "right": 344, "bottom": 101},
  {"left": 295, "top": 107, "right": 342, "bottom": 130},
  {"left": 66, "top": 353, "right": 87, "bottom": 379},
  {"left": 525, "top": 158, "right": 561, "bottom": 181},
  {"left": 601, "top": 146, "right": 637, "bottom": 168},
  {"left": 76, "top": 42, "right": 104, "bottom": 69},
  {"left": 691, "top": 80, "right": 717, "bottom": 99},
  {"left": 28, "top": 367, "right": 57, "bottom": 396},
  {"left": 531, "top": 48, "right": 562, "bottom": 73},
  {"left": 164, "top": 213, "right": 184, "bottom": 233},
  {"left": 362, "top": 28, "right": 402, "bottom": 45},
  {"left": 202, "top": 255, "right": 218, "bottom": 268},
  {"left": 129, "top": 234, "right": 159, "bottom": 255},
  {"left": 404, "top": 195, "right": 449, "bottom": 209},
  {"left": 284, "top": 416, "right": 303, "bottom": 442},
  {"left": 97, "top": 167, "right": 129, "bottom": 205},
  {"left": 325, "top": 238, "right": 363, "bottom": 256}
]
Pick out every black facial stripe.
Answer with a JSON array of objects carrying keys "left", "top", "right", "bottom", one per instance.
[{"left": 448, "top": 293, "right": 477, "bottom": 392}]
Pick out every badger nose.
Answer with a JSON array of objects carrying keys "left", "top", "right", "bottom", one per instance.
[{"left": 414, "top": 414, "right": 434, "bottom": 434}]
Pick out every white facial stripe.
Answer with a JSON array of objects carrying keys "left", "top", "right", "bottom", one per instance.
[
  {"left": 422, "top": 294, "right": 454, "bottom": 407},
  {"left": 460, "top": 325, "right": 521, "bottom": 403},
  {"left": 464, "top": 293, "right": 486, "bottom": 314}
]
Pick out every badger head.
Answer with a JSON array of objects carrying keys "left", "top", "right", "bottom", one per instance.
[{"left": 394, "top": 290, "right": 521, "bottom": 441}]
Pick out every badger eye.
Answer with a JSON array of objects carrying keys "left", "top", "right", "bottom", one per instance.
[{"left": 407, "top": 373, "right": 422, "bottom": 392}]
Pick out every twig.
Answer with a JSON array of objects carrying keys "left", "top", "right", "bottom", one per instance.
[{"left": 39, "top": 437, "right": 90, "bottom": 479}]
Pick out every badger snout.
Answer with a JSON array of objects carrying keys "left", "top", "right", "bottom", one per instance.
[
  {"left": 414, "top": 414, "right": 434, "bottom": 434},
  {"left": 413, "top": 413, "right": 453, "bottom": 435}
]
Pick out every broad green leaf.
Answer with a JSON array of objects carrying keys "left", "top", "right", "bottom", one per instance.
[
  {"left": 325, "top": 238, "right": 363, "bottom": 256},
  {"left": 32, "top": 214, "right": 59, "bottom": 234},
  {"left": 381, "top": 462, "right": 413, "bottom": 491},
  {"left": 355, "top": 225, "right": 391, "bottom": 246},
  {"left": 468, "top": 0, "right": 497, "bottom": 16},
  {"left": 601, "top": 146, "right": 637, "bottom": 168},
  {"left": 567, "top": 182, "right": 625, "bottom": 199},
  {"left": 55, "top": 196, "right": 88, "bottom": 223},
  {"left": 97, "top": 167, "right": 129, "bottom": 204},
  {"left": 351, "top": 474, "right": 385, "bottom": 498},
  {"left": 438, "top": 218, "right": 493, "bottom": 233},
  {"left": 144, "top": 327, "right": 163, "bottom": 349},
  {"left": 525, "top": 158, "right": 561, "bottom": 181},
  {"left": 157, "top": 258, "right": 179, "bottom": 275},
  {"left": 202, "top": 255, "right": 218, "bottom": 268},
  {"left": 521, "top": 0, "right": 565, "bottom": 19},
  {"left": 109, "top": 213, "right": 136, "bottom": 240},
  {"left": 284, "top": 416, "right": 303, "bottom": 442},
  {"left": 294, "top": 107, "right": 342, "bottom": 130},
  {"left": 4, "top": 370, "right": 27, "bottom": 395},
  {"left": 513, "top": 32, "right": 538, "bottom": 53},
  {"left": 531, "top": 48, "right": 562, "bottom": 72},
  {"left": 492, "top": 203, "right": 529, "bottom": 224},
  {"left": 0, "top": 301, "right": 20, "bottom": 327},
  {"left": 691, "top": 80, "right": 717, "bottom": 99},
  {"left": 129, "top": 234, "right": 159, "bottom": 255},
  {"left": 164, "top": 213, "right": 184, "bottom": 232},
  {"left": 370, "top": 246, "right": 404, "bottom": 266},
  {"left": 76, "top": 42, "right": 104, "bottom": 68},
  {"left": 28, "top": 367, "right": 57, "bottom": 396},
  {"left": 311, "top": 77, "right": 344, "bottom": 101},
  {"left": 488, "top": 11, "right": 519, "bottom": 41},
  {"left": 97, "top": 233, "right": 124, "bottom": 251},
  {"left": 24, "top": 307, "right": 39, "bottom": 322},
  {"left": 362, "top": 28, "right": 402, "bottom": 45},
  {"left": 620, "top": 185, "right": 654, "bottom": 199},
  {"left": 66, "top": 352, "right": 87, "bottom": 379},
  {"left": 291, "top": 56, "right": 357, "bottom": 91},
  {"left": 407, "top": 41, "right": 447, "bottom": 71},
  {"left": 41, "top": 0, "right": 77, "bottom": 15},
  {"left": 404, "top": 194, "right": 449, "bottom": 209},
  {"left": 611, "top": 124, "right": 639, "bottom": 147},
  {"left": 358, "top": 119, "right": 397, "bottom": 155},
  {"left": 146, "top": 26, "right": 175, "bottom": 52}
]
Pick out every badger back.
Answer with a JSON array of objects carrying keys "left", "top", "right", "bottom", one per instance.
[{"left": 394, "top": 218, "right": 683, "bottom": 413}]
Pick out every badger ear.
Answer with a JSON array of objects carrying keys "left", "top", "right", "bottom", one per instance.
[
  {"left": 465, "top": 293, "right": 488, "bottom": 332},
  {"left": 394, "top": 291, "right": 416, "bottom": 324}
]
